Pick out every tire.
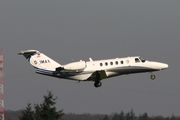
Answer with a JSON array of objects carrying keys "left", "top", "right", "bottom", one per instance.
[
  {"left": 150, "top": 74, "right": 156, "bottom": 80},
  {"left": 94, "top": 82, "right": 102, "bottom": 87}
]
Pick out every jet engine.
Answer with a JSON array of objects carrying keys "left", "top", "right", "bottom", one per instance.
[{"left": 63, "top": 61, "right": 86, "bottom": 71}]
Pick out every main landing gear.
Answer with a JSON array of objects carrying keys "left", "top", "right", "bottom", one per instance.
[
  {"left": 94, "top": 82, "right": 102, "bottom": 87},
  {"left": 93, "top": 71, "right": 102, "bottom": 88},
  {"left": 150, "top": 74, "right": 156, "bottom": 80}
]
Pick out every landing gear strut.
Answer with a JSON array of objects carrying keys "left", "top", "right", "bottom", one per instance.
[
  {"left": 94, "top": 82, "right": 102, "bottom": 87},
  {"left": 150, "top": 74, "right": 156, "bottom": 80}
]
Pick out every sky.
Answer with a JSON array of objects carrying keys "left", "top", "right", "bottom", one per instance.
[{"left": 0, "top": 0, "right": 180, "bottom": 117}]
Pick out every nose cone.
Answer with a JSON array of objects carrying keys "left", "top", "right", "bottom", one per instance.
[
  {"left": 157, "top": 63, "right": 169, "bottom": 70},
  {"left": 161, "top": 63, "right": 168, "bottom": 70}
]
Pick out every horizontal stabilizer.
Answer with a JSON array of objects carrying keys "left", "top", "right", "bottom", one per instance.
[
  {"left": 18, "top": 50, "right": 39, "bottom": 59},
  {"left": 18, "top": 50, "right": 39, "bottom": 55}
]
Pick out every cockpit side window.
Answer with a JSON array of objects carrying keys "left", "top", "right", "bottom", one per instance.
[
  {"left": 139, "top": 57, "right": 146, "bottom": 63},
  {"left": 135, "top": 58, "right": 140, "bottom": 63}
]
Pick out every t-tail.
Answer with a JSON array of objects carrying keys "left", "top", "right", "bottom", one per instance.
[{"left": 18, "top": 50, "right": 62, "bottom": 74}]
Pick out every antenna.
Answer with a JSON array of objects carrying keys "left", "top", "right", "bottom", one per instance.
[{"left": 0, "top": 49, "right": 4, "bottom": 120}]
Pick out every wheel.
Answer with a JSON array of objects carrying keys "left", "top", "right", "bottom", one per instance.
[
  {"left": 94, "top": 82, "right": 102, "bottom": 87},
  {"left": 150, "top": 74, "right": 156, "bottom": 80}
]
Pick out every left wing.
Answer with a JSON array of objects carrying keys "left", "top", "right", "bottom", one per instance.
[{"left": 87, "top": 70, "right": 108, "bottom": 81}]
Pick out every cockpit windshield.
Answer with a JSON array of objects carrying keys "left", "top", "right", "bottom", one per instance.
[{"left": 139, "top": 57, "right": 146, "bottom": 63}]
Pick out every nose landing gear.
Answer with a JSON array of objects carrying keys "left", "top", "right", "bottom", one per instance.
[{"left": 150, "top": 74, "right": 156, "bottom": 80}]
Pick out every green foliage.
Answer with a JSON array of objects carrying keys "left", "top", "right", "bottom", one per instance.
[
  {"left": 112, "top": 111, "right": 125, "bottom": 120},
  {"left": 19, "top": 91, "right": 64, "bottom": 120},
  {"left": 139, "top": 112, "right": 148, "bottom": 120},
  {"left": 112, "top": 113, "right": 119, "bottom": 120},
  {"left": 129, "top": 109, "right": 136, "bottom": 120},
  {"left": 103, "top": 115, "right": 109, "bottom": 120},
  {"left": 111, "top": 109, "right": 136, "bottom": 120},
  {"left": 18, "top": 103, "right": 34, "bottom": 120}
]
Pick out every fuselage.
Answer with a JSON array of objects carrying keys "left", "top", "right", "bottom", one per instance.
[
  {"left": 19, "top": 50, "right": 168, "bottom": 87},
  {"left": 46, "top": 56, "right": 168, "bottom": 81},
  {"left": 88, "top": 56, "right": 167, "bottom": 75}
]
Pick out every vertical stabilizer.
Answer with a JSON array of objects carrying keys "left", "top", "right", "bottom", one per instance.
[{"left": 18, "top": 50, "right": 61, "bottom": 71}]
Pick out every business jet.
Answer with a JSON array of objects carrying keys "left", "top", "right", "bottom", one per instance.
[{"left": 18, "top": 50, "right": 168, "bottom": 87}]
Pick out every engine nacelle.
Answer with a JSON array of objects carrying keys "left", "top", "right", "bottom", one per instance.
[{"left": 63, "top": 61, "right": 86, "bottom": 71}]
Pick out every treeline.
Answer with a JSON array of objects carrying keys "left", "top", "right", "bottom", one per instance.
[
  {"left": 4, "top": 91, "right": 180, "bottom": 120},
  {"left": 100, "top": 110, "right": 180, "bottom": 120},
  {"left": 4, "top": 110, "right": 180, "bottom": 120}
]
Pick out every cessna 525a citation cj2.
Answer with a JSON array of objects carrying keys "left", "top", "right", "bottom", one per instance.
[{"left": 19, "top": 50, "right": 168, "bottom": 88}]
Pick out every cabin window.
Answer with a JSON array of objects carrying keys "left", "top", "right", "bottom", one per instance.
[
  {"left": 100, "top": 63, "right": 103, "bottom": 66},
  {"left": 135, "top": 58, "right": 140, "bottom": 63},
  {"left": 105, "top": 62, "right": 108, "bottom": 66},
  {"left": 110, "top": 62, "right": 113, "bottom": 65},
  {"left": 115, "top": 61, "right": 118, "bottom": 65},
  {"left": 121, "top": 61, "right": 123, "bottom": 64},
  {"left": 126, "top": 60, "right": 129, "bottom": 64}
]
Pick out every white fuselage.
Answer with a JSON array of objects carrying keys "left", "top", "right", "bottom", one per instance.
[
  {"left": 48, "top": 56, "right": 168, "bottom": 81},
  {"left": 19, "top": 50, "right": 168, "bottom": 87}
]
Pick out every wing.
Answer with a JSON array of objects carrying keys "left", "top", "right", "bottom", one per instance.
[{"left": 87, "top": 70, "right": 108, "bottom": 81}]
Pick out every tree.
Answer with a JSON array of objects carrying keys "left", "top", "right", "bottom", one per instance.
[
  {"left": 119, "top": 111, "right": 125, "bottom": 120},
  {"left": 129, "top": 109, "right": 135, "bottom": 120},
  {"left": 34, "top": 104, "right": 43, "bottom": 120},
  {"left": 125, "top": 112, "right": 130, "bottom": 120},
  {"left": 19, "top": 91, "right": 64, "bottom": 120},
  {"left": 37, "top": 91, "right": 64, "bottom": 120},
  {"left": 170, "top": 113, "right": 175, "bottom": 120},
  {"left": 112, "top": 113, "right": 119, "bottom": 120},
  {"left": 112, "top": 111, "right": 125, "bottom": 120},
  {"left": 103, "top": 115, "right": 109, "bottom": 120},
  {"left": 125, "top": 109, "right": 135, "bottom": 120},
  {"left": 139, "top": 112, "right": 148, "bottom": 120},
  {"left": 19, "top": 103, "right": 34, "bottom": 120}
]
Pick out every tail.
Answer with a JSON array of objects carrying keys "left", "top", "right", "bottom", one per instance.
[{"left": 18, "top": 50, "right": 61, "bottom": 71}]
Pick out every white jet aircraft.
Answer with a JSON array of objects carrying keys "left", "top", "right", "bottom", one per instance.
[{"left": 19, "top": 50, "right": 168, "bottom": 87}]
